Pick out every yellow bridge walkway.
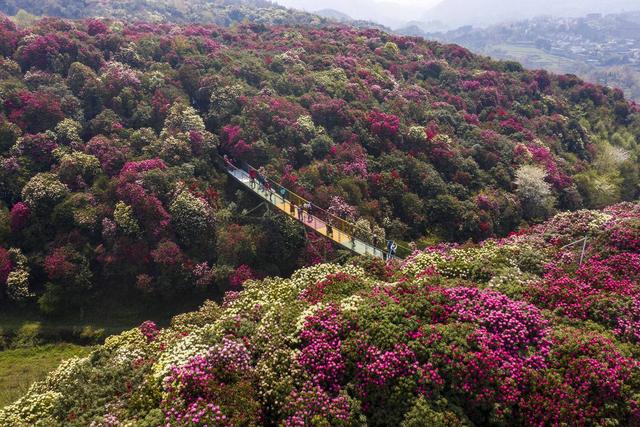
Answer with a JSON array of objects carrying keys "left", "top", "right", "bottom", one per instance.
[{"left": 222, "top": 159, "right": 395, "bottom": 260}]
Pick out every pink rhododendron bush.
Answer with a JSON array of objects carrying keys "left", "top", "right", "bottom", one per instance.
[{"left": 2, "top": 203, "right": 639, "bottom": 426}]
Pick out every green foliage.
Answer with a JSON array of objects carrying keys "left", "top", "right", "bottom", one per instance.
[
  {"left": 313, "top": 68, "right": 349, "bottom": 98},
  {"left": 57, "top": 151, "right": 101, "bottom": 187},
  {"left": 401, "top": 397, "right": 470, "bottom": 427},
  {"left": 574, "top": 169, "right": 623, "bottom": 209},
  {"left": 161, "top": 102, "right": 205, "bottom": 135},
  {"left": 13, "top": 322, "right": 42, "bottom": 348},
  {"left": 113, "top": 201, "right": 141, "bottom": 236},
  {"left": 54, "top": 119, "right": 82, "bottom": 145}
]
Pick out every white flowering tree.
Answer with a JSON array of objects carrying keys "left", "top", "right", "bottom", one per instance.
[
  {"left": 21, "top": 173, "right": 69, "bottom": 213},
  {"left": 515, "top": 165, "right": 555, "bottom": 220},
  {"left": 6, "top": 248, "right": 32, "bottom": 302},
  {"left": 169, "top": 191, "right": 213, "bottom": 246}
]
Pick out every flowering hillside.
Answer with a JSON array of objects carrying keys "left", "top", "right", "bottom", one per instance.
[
  {"left": 0, "top": 0, "right": 330, "bottom": 28},
  {"left": 1, "top": 203, "right": 638, "bottom": 425},
  {"left": 0, "top": 15, "right": 638, "bottom": 315}
]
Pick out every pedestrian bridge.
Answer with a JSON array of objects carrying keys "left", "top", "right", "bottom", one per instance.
[{"left": 220, "top": 157, "right": 407, "bottom": 261}]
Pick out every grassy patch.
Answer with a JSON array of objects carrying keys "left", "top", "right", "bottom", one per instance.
[
  {"left": 486, "top": 43, "right": 581, "bottom": 74},
  {"left": 0, "top": 289, "right": 208, "bottom": 343},
  {"left": 0, "top": 344, "right": 92, "bottom": 408}
]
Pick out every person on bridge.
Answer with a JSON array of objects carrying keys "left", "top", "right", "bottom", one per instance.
[
  {"left": 223, "top": 154, "right": 234, "bottom": 168},
  {"left": 265, "top": 181, "right": 273, "bottom": 200},
  {"left": 304, "top": 202, "right": 313, "bottom": 222},
  {"left": 385, "top": 240, "right": 397, "bottom": 261},
  {"left": 257, "top": 167, "right": 267, "bottom": 191},
  {"left": 279, "top": 186, "right": 287, "bottom": 201},
  {"left": 249, "top": 169, "right": 257, "bottom": 188},
  {"left": 326, "top": 223, "right": 333, "bottom": 238},
  {"left": 297, "top": 204, "right": 303, "bottom": 221}
]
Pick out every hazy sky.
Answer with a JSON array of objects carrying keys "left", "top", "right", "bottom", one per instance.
[
  {"left": 273, "top": 0, "right": 640, "bottom": 30},
  {"left": 273, "top": 0, "right": 443, "bottom": 28}
]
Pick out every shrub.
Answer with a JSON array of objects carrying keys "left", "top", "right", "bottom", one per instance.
[
  {"left": 57, "top": 151, "right": 101, "bottom": 188},
  {"left": 13, "top": 322, "right": 42, "bottom": 348},
  {"left": 113, "top": 201, "right": 141, "bottom": 236},
  {"left": 6, "top": 90, "right": 64, "bottom": 133},
  {"left": 21, "top": 173, "right": 69, "bottom": 212}
]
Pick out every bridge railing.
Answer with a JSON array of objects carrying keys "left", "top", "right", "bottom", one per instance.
[{"left": 218, "top": 155, "right": 411, "bottom": 260}]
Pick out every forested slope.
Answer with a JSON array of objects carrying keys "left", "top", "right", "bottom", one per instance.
[
  {"left": 0, "top": 0, "right": 328, "bottom": 27},
  {"left": 1, "top": 203, "right": 639, "bottom": 425},
  {"left": 0, "top": 16, "right": 638, "bottom": 316}
]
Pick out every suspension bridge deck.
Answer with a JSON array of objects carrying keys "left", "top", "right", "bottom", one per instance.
[{"left": 224, "top": 163, "right": 390, "bottom": 260}]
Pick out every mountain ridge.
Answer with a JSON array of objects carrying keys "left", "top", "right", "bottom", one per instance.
[
  {"left": 411, "top": 11, "right": 640, "bottom": 101},
  {"left": 422, "top": 0, "right": 640, "bottom": 28}
]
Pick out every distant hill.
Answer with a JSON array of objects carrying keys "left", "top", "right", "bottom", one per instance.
[
  {"left": 395, "top": 19, "right": 449, "bottom": 35},
  {"left": 413, "top": 12, "right": 640, "bottom": 101},
  {"left": 0, "top": 0, "right": 329, "bottom": 26},
  {"left": 313, "top": 7, "right": 389, "bottom": 30},
  {"left": 423, "top": 0, "right": 640, "bottom": 28},
  {"left": 315, "top": 8, "right": 352, "bottom": 22},
  {"left": 0, "top": 0, "right": 392, "bottom": 30},
  {"left": 274, "top": 0, "right": 433, "bottom": 29}
]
